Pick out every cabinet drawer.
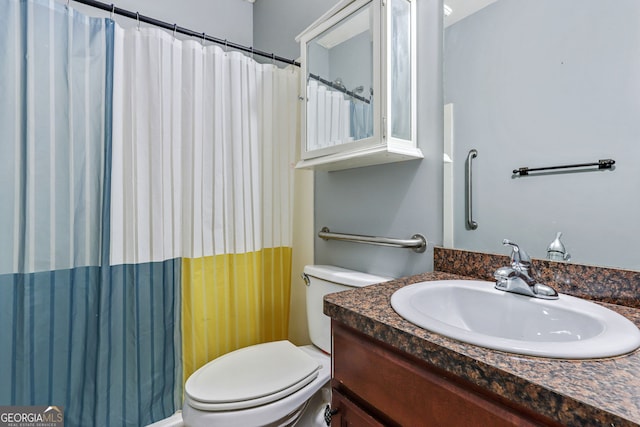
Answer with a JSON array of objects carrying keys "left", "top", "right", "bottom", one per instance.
[
  {"left": 332, "top": 322, "right": 549, "bottom": 427},
  {"left": 331, "top": 388, "right": 386, "bottom": 427}
]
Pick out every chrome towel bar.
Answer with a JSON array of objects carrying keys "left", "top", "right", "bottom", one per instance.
[
  {"left": 318, "top": 227, "right": 427, "bottom": 253},
  {"left": 512, "top": 158, "right": 615, "bottom": 176}
]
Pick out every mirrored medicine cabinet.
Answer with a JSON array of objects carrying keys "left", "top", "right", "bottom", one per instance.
[{"left": 295, "top": 0, "right": 422, "bottom": 171}]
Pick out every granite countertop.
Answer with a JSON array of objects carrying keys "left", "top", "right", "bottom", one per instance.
[{"left": 324, "top": 271, "right": 640, "bottom": 427}]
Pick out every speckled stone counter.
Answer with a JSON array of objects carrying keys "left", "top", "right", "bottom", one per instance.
[
  {"left": 324, "top": 270, "right": 640, "bottom": 426},
  {"left": 434, "top": 247, "right": 640, "bottom": 309}
]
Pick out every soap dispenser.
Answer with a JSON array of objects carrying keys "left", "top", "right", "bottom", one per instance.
[{"left": 546, "top": 232, "right": 571, "bottom": 261}]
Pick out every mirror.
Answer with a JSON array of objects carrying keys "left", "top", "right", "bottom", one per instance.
[
  {"left": 305, "top": 3, "right": 374, "bottom": 153},
  {"left": 389, "top": 0, "right": 412, "bottom": 141},
  {"left": 444, "top": 0, "right": 640, "bottom": 270}
]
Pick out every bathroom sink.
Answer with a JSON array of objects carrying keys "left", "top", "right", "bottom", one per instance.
[{"left": 390, "top": 280, "right": 640, "bottom": 359}]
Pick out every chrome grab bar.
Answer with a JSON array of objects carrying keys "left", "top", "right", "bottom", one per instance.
[
  {"left": 466, "top": 149, "right": 478, "bottom": 230},
  {"left": 318, "top": 227, "right": 427, "bottom": 253}
]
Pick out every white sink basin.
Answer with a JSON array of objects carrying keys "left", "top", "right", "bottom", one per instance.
[{"left": 390, "top": 280, "right": 640, "bottom": 359}]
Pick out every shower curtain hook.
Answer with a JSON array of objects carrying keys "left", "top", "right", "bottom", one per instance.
[
  {"left": 110, "top": 4, "right": 115, "bottom": 21},
  {"left": 271, "top": 53, "right": 275, "bottom": 65},
  {"left": 173, "top": 24, "right": 177, "bottom": 40},
  {"left": 250, "top": 46, "right": 254, "bottom": 59},
  {"left": 202, "top": 32, "right": 206, "bottom": 47},
  {"left": 136, "top": 12, "right": 140, "bottom": 30},
  {"left": 224, "top": 39, "right": 228, "bottom": 54},
  {"left": 66, "top": 0, "right": 70, "bottom": 8}
]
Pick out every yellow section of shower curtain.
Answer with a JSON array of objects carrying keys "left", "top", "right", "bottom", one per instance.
[{"left": 181, "top": 247, "right": 293, "bottom": 383}]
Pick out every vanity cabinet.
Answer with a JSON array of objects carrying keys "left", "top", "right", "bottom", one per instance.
[
  {"left": 330, "top": 321, "right": 561, "bottom": 427},
  {"left": 296, "top": 0, "right": 422, "bottom": 171}
]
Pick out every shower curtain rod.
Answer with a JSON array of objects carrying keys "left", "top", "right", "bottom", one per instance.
[
  {"left": 308, "top": 73, "right": 371, "bottom": 104},
  {"left": 69, "top": 0, "right": 301, "bottom": 67}
]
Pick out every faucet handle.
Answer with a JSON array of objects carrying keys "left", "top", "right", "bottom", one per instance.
[{"left": 502, "top": 239, "right": 531, "bottom": 267}]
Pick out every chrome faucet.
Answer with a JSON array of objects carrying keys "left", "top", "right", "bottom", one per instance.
[{"left": 494, "top": 239, "right": 559, "bottom": 300}]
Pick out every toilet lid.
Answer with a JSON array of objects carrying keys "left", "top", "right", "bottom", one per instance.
[{"left": 185, "top": 341, "right": 321, "bottom": 411}]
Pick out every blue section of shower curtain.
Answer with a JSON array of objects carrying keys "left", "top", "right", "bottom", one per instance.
[
  {"left": 0, "top": 0, "right": 181, "bottom": 425},
  {"left": 350, "top": 99, "right": 374, "bottom": 140},
  {"left": 0, "top": 262, "right": 181, "bottom": 426}
]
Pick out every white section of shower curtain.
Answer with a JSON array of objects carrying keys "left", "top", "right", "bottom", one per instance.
[
  {"left": 0, "top": 0, "right": 110, "bottom": 275},
  {"left": 110, "top": 27, "right": 298, "bottom": 265},
  {"left": 305, "top": 81, "right": 352, "bottom": 150}
]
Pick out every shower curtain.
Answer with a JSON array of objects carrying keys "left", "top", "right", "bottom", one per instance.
[
  {"left": 0, "top": 0, "right": 299, "bottom": 426},
  {"left": 305, "top": 79, "right": 373, "bottom": 150},
  {"left": 111, "top": 26, "right": 298, "bottom": 385}
]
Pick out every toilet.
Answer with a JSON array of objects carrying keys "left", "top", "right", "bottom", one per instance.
[{"left": 181, "top": 265, "right": 392, "bottom": 427}]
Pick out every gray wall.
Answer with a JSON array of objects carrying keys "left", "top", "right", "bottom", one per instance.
[
  {"left": 329, "top": 31, "right": 373, "bottom": 94},
  {"left": 253, "top": 0, "right": 338, "bottom": 60},
  {"left": 445, "top": 0, "right": 640, "bottom": 269},
  {"left": 69, "top": 0, "right": 253, "bottom": 46},
  {"left": 255, "top": 0, "right": 444, "bottom": 279}
]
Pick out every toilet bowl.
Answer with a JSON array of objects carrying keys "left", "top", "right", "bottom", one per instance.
[{"left": 182, "top": 265, "right": 392, "bottom": 427}]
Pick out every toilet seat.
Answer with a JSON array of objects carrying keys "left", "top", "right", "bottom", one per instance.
[
  {"left": 182, "top": 345, "right": 331, "bottom": 427},
  {"left": 185, "top": 341, "right": 321, "bottom": 411}
]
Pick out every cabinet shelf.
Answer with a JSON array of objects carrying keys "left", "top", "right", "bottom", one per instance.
[{"left": 295, "top": 142, "right": 422, "bottom": 171}]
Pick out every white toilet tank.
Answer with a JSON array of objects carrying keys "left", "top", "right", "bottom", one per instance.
[{"left": 302, "top": 265, "right": 392, "bottom": 353}]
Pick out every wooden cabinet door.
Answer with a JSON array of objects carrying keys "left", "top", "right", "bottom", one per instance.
[{"left": 332, "top": 322, "right": 558, "bottom": 427}]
